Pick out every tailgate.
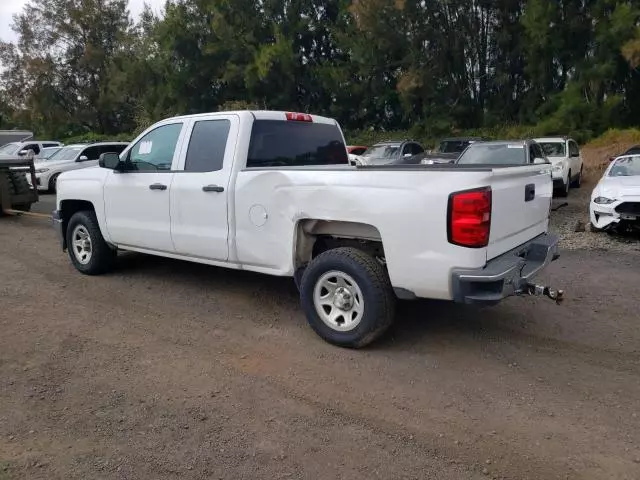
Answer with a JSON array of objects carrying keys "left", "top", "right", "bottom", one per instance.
[{"left": 487, "top": 165, "right": 552, "bottom": 260}]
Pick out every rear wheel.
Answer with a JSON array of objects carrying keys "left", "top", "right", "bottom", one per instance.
[
  {"left": 66, "top": 210, "right": 116, "bottom": 275},
  {"left": 48, "top": 173, "right": 60, "bottom": 193},
  {"left": 300, "top": 247, "right": 395, "bottom": 348}
]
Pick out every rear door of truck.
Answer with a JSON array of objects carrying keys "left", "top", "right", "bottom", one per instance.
[{"left": 487, "top": 164, "right": 553, "bottom": 260}]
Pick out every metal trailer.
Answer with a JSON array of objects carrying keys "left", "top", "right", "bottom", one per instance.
[
  {"left": 0, "top": 130, "right": 34, "bottom": 147},
  {"left": 0, "top": 156, "right": 39, "bottom": 214}
]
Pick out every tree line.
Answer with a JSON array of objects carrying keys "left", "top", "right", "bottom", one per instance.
[{"left": 0, "top": 0, "right": 639, "bottom": 143}]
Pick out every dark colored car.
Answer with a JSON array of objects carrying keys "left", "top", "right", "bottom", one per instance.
[{"left": 414, "top": 136, "right": 486, "bottom": 164}]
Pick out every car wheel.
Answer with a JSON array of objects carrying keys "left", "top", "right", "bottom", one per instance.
[
  {"left": 66, "top": 210, "right": 116, "bottom": 275},
  {"left": 299, "top": 247, "right": 396, "bottom": 348},
  {"left": 589, "top": 222, "right": 603, "bottom": 233},
  {"left": 558, "top": 170, "right": 571, "bottom": 197},
  {"left": 48, "top": 173, "right": 60, "bottom": 193},
  {"left": 571, "top": 167, "right": 583, "bottom": 188}
]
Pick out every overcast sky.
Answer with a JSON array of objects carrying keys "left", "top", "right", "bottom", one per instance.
[{"left": 0, "top": 0, "right": 165, "bottom": 42}]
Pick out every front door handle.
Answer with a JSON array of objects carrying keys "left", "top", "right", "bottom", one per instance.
[
  {"left": 202, "top": 185, "right": 224, "bottom": 193},
  {"left": 149, "top": 183, "right": 167, "bottom": 191}
]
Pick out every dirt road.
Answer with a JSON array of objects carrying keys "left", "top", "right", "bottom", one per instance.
[{"left": 1, "top": 217, "right": 639, "bottom": 480}]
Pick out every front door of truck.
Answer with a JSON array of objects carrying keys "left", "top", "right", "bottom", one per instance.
[
  {"left": 104, "top": 122, "right": 186, "bottom": 253},
  {"left": 170, "top": 114, "right": 239, "bottom": 261}
]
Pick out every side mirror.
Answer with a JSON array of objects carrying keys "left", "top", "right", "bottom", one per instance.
[
  {"left": 99, "top": 152, "right": 122, "bottom": 170},
  {"left": 78, "top": 155, "right": 88, "bottom": 162},
  {"left": 571, "top": 152, "right": 580, "bottom": 158},
  {"left": 533, "top": 157, "right": 548, "bottom": 165},
  {"left": 18, "top": 149, "right": 29, "bottom": 156},
  {"left": 403, "top": 153, "right": 412, "bottom": 157}
]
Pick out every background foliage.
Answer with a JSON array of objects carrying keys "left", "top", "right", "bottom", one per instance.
[{"left": 1, "top": 0, "right": 639, "bottom": 144}]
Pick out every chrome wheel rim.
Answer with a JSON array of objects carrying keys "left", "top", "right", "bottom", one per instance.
[
  {"left": 71, "top": 225, "right": 92, "bottom": 265},
  {"left": 313, "top": 271, "right": 365, "bottom": 332}
]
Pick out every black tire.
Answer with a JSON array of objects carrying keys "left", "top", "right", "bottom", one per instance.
[
  {"left": 48, "top": 173, "right": 60, "bottom": 193},
  {"left": 7, "top": 171, "right": 34, "bottom": 211},
  {"left": 66, "top": 210, "right": 116, "bottom": 275},
  {"left": 300, "top": 247, "right": 396, "bottom": 348},
  {"left": 590, "top": 222, "right": 603, "bottom": 233},
  {"left": 571, "top": 167, "right": 583, "bottom": 188},
  {"left": 557, "top": 170, "right": 571, "bottom": 197}
]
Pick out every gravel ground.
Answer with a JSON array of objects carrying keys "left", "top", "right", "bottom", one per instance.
[{"left": 1, "top": 211, "right": 640, "bottom": 479}]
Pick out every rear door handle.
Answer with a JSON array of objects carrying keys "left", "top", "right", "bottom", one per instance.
[
  {"left": 202, "top": 185, "right": 224, "bottom": 193},
  {"left": 149, "top": 183, "right": 167, "bottom": 191},
  {"left": 525, "top": 183, "right": 535, "bottom": 202}
]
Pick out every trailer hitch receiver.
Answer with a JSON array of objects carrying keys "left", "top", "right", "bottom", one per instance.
[{"left": 522, "top": 282, "right": 564, "bottom": 305}]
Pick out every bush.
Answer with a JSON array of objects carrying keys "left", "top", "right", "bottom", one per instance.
[{"left": 62, "top": 132, "right": 134, "bottom": 144}]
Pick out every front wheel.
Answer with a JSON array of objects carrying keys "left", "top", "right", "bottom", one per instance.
[
  {"left": 558, "top": 170, "right": 571, "bottom": 197},
  {"left": 299, "top": 247, "right": 396, "bottom": 348},
  {"left": 66, "top": 210, "right": 116, "bottom": 275}
]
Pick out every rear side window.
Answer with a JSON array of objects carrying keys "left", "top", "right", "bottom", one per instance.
[
  {"left": 185, "top": 120, "right": 231, "bottom": 172},
  {"left": 247, "top": 120, "right": 348, "bottom": 168},
  {"left": 43, "top": 143, "right": 59, "bottom": 148}
]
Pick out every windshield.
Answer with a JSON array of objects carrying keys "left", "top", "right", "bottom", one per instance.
[
  {"left": 439, "top": 140, "right": 472, "bottom": 154},
  {"left": 362, "top": 144, "right": 400, "bottom": 159},
  {"left": 609, "top": 156, "right": 640, "bottom": 177},
  {"left": 51, "top": 146, "right": 83, "bottom": 161},
  {"left": 538, "top": 142, "right": 566, "bottom": 157},
  {"left": 0, "top": 143, "right": 21, "bottom": 155},
  {"left": 40, "top": 147, "right": 62, "bottom": 160},
  {"left": 457, "top": 143, "right": 526, "bottom": 165}
]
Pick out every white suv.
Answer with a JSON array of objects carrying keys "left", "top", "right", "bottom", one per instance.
[
  {"left": 534, "top": 137, "right": 583, "bottom": 197},
  {"left": 30, "top": 142, "right": 128, "bottom": 193}
]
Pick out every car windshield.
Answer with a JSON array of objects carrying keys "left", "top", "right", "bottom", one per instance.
[
  {"left": 0, "top": 143, "right": 21, "bottom": 155},
  {"left": 457, "top": 143, "right": 526, "bottom": 165},
  {"left": 362, "top": 144, "right": 400, "bottom": 159},
  {"left": 538, "top": 142, "right": 566, "bottom": 157},
  {"left": 439, "top": 140, "right": 472, "bottom": 154},
  {"left": 40, "top": 147, "right": 62, "bottom": 160},
  {"left": 609, "top": 156, "right": 640, "bottom": 177},
  {"left": 51, "top": 146, "right": 83, "bottom": 161}
]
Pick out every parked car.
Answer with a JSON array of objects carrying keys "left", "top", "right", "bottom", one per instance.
[
  {"left": 347, "top": 145, "right": 368, "bottom": 156},
  {"left": 0, "top": 140, "right": 63, "bottom": 159},
  {"left": 608, "top": 145, "right": 640, "bottom": 163},
  {"left": 590, "top": 154, "right": 640, "bottom": 232},
  {"left": 357, "top": 140, "right": 425, "bottom": 165},
  {"left": 534, "top": 137, "right": 583, "bottom": 197},
  {"left": 30, "top": 142, "right": 128, "bottom": 193},
  {"left": 419, "top": 137, "right": 486, "bottom": 164},
  {"left": 456, "top": 140, "right": 550, "bottom": 166},
  {"left": 53, "top": 110, "right": 560, "bottom": 348}
]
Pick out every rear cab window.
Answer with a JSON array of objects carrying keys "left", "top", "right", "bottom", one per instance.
[
  {"left": 247, "top": 119, "right": 348, "bottom": 168},
  {"left": 457, "top": 143, "right": 526, "bottom": 165}
]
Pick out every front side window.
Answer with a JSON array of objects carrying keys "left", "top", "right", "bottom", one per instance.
[
  {"left": 25, "top": 143, "right": 40, "bottom": 154},
  {"left": 126, "top": 123, "right": 183, "bottom": 171},
  {"left": 569, "top": 141, "right": 580, "bottom": 157},
  {"left": 185, "top": 120, "right": 231, "bottom": 172},
  {"left": 80, "top": 146, "right": 102, "bottom": 161},
  {"left": 247, "top": 120, "right": 348, "bottom": 168}
]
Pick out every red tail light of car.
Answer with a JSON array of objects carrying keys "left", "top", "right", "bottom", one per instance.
[{"left": 448, "top": 187, "right": 492, "bottom": 248}]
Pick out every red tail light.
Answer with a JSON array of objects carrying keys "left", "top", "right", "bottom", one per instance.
[
  {"left": 448, "top": 187, "right": 492, "bottom": 248},
  {"left": 285, "top": 112, "right": 313, "bottom": 122}
]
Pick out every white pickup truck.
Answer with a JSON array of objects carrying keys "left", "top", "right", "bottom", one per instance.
[{"left": 53, "top": 110, "right": 561, "bottom": 347}]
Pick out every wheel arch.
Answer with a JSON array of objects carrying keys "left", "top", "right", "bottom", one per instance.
[
  {"left": 59, "top": 199, "right": 96, "bottom": 250},
  {"left": 293, "top": 219, "right": 384, "bottom": 270}
]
